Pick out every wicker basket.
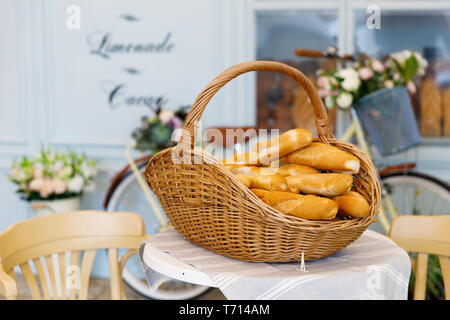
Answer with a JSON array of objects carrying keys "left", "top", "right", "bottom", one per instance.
[{"left": 144, "top": 61, "right": 381, "bottom": 262}]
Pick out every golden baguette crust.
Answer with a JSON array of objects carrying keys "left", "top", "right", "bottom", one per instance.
[
  {"left": 285, "top": 142, "right": 360, "bottom": 174},
  {"left": 250, "top": 188, "right": 271, "bottom": 199},
  {"left": 253, "top": 128, "right": 313, "bottom": 164},
  {"left": 262, "top": 191, "right": 338, "bottom": 220},
  {"left": 228, "top": 166, "right": 280, "bottom": 176},
  {"left": 247, "top": 174, "right": 287, "bottom": 192},
  {"left": 235, "top": 174, "right": 252, "bottom": 188},
  {"left": 278, "top": 163, "right": 320, "bottom": 176},
  {"left": 334, "top": 191, "right": 370, "bottom": 218},
  {"left": 222, "top": 152, "right": 261, "bottom": 166},
  {"left": 286, "top": 173, "right": 353, "bottom": 197}
]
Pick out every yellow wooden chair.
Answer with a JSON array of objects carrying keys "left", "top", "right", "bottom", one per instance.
[
  {"left": 389, "top": 215, "right": 450, "bottom": 300},
  {"left": 0, "top": 210, "right": 148, "bottom": 300}
]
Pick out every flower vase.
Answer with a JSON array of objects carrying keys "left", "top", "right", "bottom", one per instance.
[{"left": 30, "top": 197, "right": 80, "bottom": 216}]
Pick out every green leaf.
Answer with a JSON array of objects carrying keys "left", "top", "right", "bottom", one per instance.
[{"left": 403, "top": 56, "right": 419, "bottom": 83}]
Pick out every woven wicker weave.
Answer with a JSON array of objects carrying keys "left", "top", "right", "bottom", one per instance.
[{"left": 144, "top": 61, "right": 381, "bottom": 262}]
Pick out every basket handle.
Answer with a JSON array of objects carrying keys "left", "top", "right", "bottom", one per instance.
[{"left": 175, "top": 61, "right": 334, "bottom": 153}]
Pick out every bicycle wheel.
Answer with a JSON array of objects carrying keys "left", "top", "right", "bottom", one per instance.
[
  {"left": 106, "top": 167, "right": 210, "bottom": 300},
  {"left": 369, "top": 171, "right": 450, "bottom": 234}
]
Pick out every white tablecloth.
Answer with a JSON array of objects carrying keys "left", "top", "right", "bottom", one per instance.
[{"left": 139, "top": 229, "right": 411, "bottom": 300}]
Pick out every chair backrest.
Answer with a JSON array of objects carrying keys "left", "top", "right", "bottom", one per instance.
[
  {"left": 0, "top": 210, "right": 146, "bottom": 300},
  {"left": 389, "top": 215, "right": 450, "bottom": 300}
]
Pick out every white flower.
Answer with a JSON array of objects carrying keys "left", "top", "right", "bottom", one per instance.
[
  {"left": 11, "top": 167, "right": 28, "bottom": 182},
  {"left": 337, "top": 68, "right": 360, "bottom": 92},
  {"left": 158, "top": 110, "right": 175, "bottom": 124},
  {"left": 390, "top": 50, "right": 412, "bottom": 67},
  {"left": 81, "top": 162, "right": 96, "bottom": 179},
  {"left": 171, "top": 128, "right": 183, "bottom": 143},
  {"left": 336, "top": 92, "right": 353, "bottom": 109},
  {"left": 53, "top": 160, "right": 64, "bottom": 172},
  {"left": 414, "top": 52, "right": 428, "bottom": 76},
  {"left": 67, "top": 175, "right": 84, "bottom": 193},
  {"left": 57, "top": 166, "right": 73, "bottom": 179},
  {"left": 324, "top": 96, "right": 335, "bottom": 109}
]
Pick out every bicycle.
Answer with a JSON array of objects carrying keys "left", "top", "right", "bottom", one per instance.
[
  {"left": 294, "top": 46, "right": 450, "bottom": 234},
  {"left": 102, "top": 127, "right": 257, "bottom": 300},
  {"left": 103, "top": 142, "right": 210, "bottom": 300}
]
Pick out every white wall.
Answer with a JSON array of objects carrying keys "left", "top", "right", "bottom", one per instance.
[{"left": 0, "top": 0, "right": 254, "bottom": 276}]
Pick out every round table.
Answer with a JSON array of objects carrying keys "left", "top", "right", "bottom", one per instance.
[{"left": 139, "top": 228, "right": 411, "bottom": 300}]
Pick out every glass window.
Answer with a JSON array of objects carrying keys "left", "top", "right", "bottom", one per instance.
[
  {"left": 354, "top": 10, "right": 450, "bottom": 139},
  {"left": 256, "top": 11, "right": 339, "bottom": 134}
]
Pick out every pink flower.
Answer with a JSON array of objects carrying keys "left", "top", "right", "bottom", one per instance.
[
  {"left": 53, "top": 179, "right": 67, "bottom": 194},
  {"left": 39, "top": 179, "right": 55, "bottom": 198},
  {"left": 317, "top": 76, "right": 330, "bottom": 89},
  {"left": 158, "top": 110, "right": 175, "bottom": 124},
  {"left": 358, "top": 67, "right": 374, "bottom": 80},
  {"left": 407, "top": 81, "right": 416, "bottom": 94},
  {"left": 167, "top": 116, "right": 182, "bottom": 130},
  {"left": 371, "top": 59, "right": 385, "bottom": 73},
  {"left": 32, "top": 165, "right": 44, "bottom": 179},
  {"left": 29, "top": 178, "right": 44, "bottom": 192},
  {"left": 318, "top": 88, "right": 329, "bottom": 98},
  {"left": 384, "top": 80, "right": 394, "bottom": 88}
]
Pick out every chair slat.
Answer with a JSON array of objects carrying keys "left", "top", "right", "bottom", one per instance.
[
  {"left": 19, "top": 261, "right": 41, "bottom": 300},
  {"left": 414, "top": 252, "right": 428, "bottom": 300},
  {"left": 59, "top": 252, "right": 66, "bottom": 299},
  {"left": 33, "top": 258, "right": 50, "bottom": 299},
  {"left": 108, "top": 248, "right": 121, "bottom": 300},
  {"left": 439, "top": 255, "right": 450, "bottom": 300},
  {"left": 45, "top": 255, "right": 59, "bottom": 299},
  {"left": 78, "top": 249, "right": 97, "bottom": 300}
]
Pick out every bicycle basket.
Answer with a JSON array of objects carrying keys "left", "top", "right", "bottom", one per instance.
[{"left": 355, "top": 86, "right": 422, "bottom": 156}]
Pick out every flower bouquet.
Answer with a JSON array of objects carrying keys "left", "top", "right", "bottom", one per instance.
[
  {"left": 131, "top": 105, "right": 189, "bottom": 153},
  {"left": 316, "top": 50, "right": 428, "bottom": 110},
  {"left": 316, "top": 50, "right": 427, "bottom": 156},
  {"left": 9, "top": 148, "right": 97, "bottom": 215}
]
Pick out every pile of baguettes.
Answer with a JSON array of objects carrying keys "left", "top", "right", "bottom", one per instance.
[{"left": 222, "top": 128, "right": 370, "bottom": 221}]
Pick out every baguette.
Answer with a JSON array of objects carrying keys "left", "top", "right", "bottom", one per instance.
[
  {"left": 262, "top": 191, "right": 338, "bottom": 220},
  {"left": 334, "top": 191, "right": 370, "bottom": 218},
  {"left": 286, "top": 173, "right": 353, "bottom": 197},
  {"left": 222, "top": 152, "right": 261, "bottom": 166},
  {"left": 250, "top": 188, "right": 271, "bottom": 199},
  {"left": 278, "top": 163, "right": 320, "bottom": 176},
  {"left": 253, "top": 128, "right": 313, "bottom": 164},
  {"left": 285, "top": 142, "right": 360, "bottom": 174},
  {"left": 228, "top": 166, "right": 280, "bottom": 176},
  {"left": 235, "top": 174, "right": 252, "bottom": 188},
  {"left": 247, "top": 174, "right": 288, "bottom": 192}
]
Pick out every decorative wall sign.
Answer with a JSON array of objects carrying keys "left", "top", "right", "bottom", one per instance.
[{"left": 47, "top": 0, "right": 222, "bottom": 146}]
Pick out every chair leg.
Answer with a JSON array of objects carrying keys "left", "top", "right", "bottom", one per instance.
[
  {"left": 414, "top": 253, "right": 428, "bottom": 300},
  {"left": 108, "top": 249, "right": 121, "bottom": 300}
]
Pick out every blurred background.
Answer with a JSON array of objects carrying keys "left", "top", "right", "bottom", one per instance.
[{"left": 1, "top": 0, "right": 449, "bottom": 286}]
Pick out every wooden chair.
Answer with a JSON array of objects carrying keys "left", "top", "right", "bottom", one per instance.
[
  {"left": 0, "top": 210, "right": 148, "bottom": 300},
  {"left": 389, "top": 215, "right": 450, "bottom": 300}
]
